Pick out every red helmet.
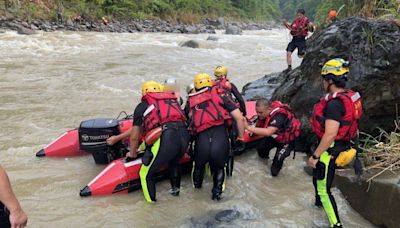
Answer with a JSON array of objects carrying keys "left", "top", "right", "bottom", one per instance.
[{"left": 328, "top": 10, "right": 337, "bottom": 18}]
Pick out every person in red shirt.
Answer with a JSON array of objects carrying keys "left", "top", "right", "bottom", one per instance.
[{"left": 283, "top": 9, "right": 314, "bottom": 71}]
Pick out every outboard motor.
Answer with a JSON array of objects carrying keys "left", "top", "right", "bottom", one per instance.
[{"left": 79, "top": 118, "right": 127, "bottom": 164}]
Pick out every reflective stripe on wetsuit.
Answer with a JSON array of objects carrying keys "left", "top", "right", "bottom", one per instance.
[
  {"left": 139, "top": 138, "right": 161, "bottom": 203},
  {"left": 316, "top": 151, "right": 342, "bottom": 227}
]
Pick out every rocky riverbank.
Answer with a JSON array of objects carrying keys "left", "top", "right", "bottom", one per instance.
[{"left": 0, "top": 16, "right": 276, "bottom": 35}]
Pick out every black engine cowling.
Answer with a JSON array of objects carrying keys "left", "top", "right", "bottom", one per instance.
[{"left": 78, "top": 118, "right": 127, "bottom": 164}]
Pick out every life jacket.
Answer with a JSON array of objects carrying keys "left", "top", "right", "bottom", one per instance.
[
  {"left": 290, "top": 17, "right": 309, "bottom": 37},
  {"left": 254, "top": 101, "right": 300, "bottom": 144},
  {"left": 311, "top": 90, "right": 362, "bottom": 141},
  {"left": 213, "top": 78, "right": 240, "bottom": 109},
  {"left": 188, "top": 87, "right": 231, "bottom": 133},
  {"left": 213, "top": 78, "right": 232, "bottom": 94},
  {"left": 270, "top": 101, "right": 301, "bottom": 144},
  {"left": 141, "top": 92, "right": 186, "bottom": 134}
]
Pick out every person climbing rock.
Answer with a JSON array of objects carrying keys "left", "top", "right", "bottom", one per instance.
[{"left": 283, "top": 9, "right": 314, "bottom": 71}]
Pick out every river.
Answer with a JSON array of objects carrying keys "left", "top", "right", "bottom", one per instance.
[{"left": 0, "top": 29, "right": 373, "bottom": 227}]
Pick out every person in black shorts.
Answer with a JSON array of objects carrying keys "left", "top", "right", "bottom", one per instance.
[{"left": 283, "top": 9, "right": 314, "bottom": 71}]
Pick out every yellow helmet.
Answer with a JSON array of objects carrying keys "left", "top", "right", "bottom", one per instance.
[
  {"left": 214, "top": 66, "right": 228, "bottom": 78},
  {"left": 335, "top": 148, "right": 357, "bottom": 167},
  {"left": 321, "top": 58, "right": 350, "bottom": 76},
  {"left": 194, "top": 73, "right": 212, "bottom": 90},
  {"left": 141, "top": 80, "right": 162, "bottom": 96}
]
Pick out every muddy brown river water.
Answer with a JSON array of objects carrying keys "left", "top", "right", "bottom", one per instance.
[{"left": 0, "top": 30, "right": 373, "bottom": 227}]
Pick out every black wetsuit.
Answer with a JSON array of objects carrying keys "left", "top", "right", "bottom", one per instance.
[
  {"left": 254, "top": 113, "right": 294, "bottom": 176},
  {"left": 133, "top": 101, "right": 189, "bottom": 202},
  {"left": 190, "top": 95, "right": 237, "bottom": 199},
  {"left": 230, "top": 83, "right": 246, "bottom": 116},
  {"left": 227, "top": 83, "right": 246, "bottom": 158},
  {"left": 313, "top": 98, "right": 348, "bottom": 227},
  {"left": 0, "top": 202, "right": 10, "bottom": 228}
]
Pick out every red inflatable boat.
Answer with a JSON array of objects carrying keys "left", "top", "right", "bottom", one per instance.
[
  {"left": 36, "top": 118, "right": 133, "bottom": 159},
  {"left": 36, "top": 101, "right": 264, "bottom": 197},
  {"left": 79, "top": 101, "right": 265, "bottom": 197}
]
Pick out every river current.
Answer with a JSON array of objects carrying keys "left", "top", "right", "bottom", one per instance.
[{"left": 0, "top": 29, "right": 373, "bottom": 227}]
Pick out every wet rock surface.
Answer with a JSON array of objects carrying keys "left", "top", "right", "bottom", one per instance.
[
  {"left": 179, "top": 40, "right": 200, "bottom": 48},
  {"left": 214, "top": 209, "right": 240, "bottom": 222},
  {"left": 334, "top": 170, "right": 400, "bottom": 228},
  {"left": 190, "top": 209, "right": 243, "bottom": 227},
  {"left": 225, "top": 24, "right": 242, "bottom": 35},
  {"left": 242, "top": 17, "right": 400, "bottom": 151}
]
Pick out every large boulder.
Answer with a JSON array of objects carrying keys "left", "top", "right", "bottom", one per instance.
[
  {"left": 183, "top": 25, "right": 199, "bottom": 34},
  {"left": 207, "top": 36, "right": 219, "bottom": 41},
  {"left": 242, "top": 71, "right": 286, "bottom": 100},
  {"left": 243, "top": 17, "right": 400, "bottom": 150},
  {"left": 225, "top": 24, "right": 242, "bottom": 35},
  {"left": 17, "top": 26, "right": 36, "bottom": 35},
  {"left": 179, "top": 40, "right": 200, "bottom": 48}
]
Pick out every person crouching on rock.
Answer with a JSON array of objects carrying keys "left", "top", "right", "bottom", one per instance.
[
  {"left": 308, "top": 58, "right": 363, "bottom": 228},
  {"left": 187, "top": 73, "right": 246, "bottom": 201},
  {"left": 283, "top": 9, "right": 314, "bottom": 72},
  {"left": 244, "top": 99, "right": 301, "bottom": 176},
  {"left": 125, "top": 80, "right": 190, "bottom": 203}
]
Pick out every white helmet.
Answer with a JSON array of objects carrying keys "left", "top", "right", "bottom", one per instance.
[
  {"left": 186, "top": 83, "right": 195, "bottom": 94},
  {"left": 163, "top": 78, "right": 179, "bottom": 92}
]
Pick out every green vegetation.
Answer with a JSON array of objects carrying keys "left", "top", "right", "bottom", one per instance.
[
  {"left": 1, "top": 0, "right": 399, "bottom": 24},
  {"left": 1, "top": 0, "right": 281, "bottom": 23},
  {"left": 279, "top": 0, "right": 400, "bottom": 25}
]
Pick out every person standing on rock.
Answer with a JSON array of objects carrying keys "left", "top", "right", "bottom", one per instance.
[
  {"left": 283, "top": 9, "right": 314, "bottom": 71},
  {"left": 308, "top": 58, "right": 363, "bottom": 228},
  {"left": 0, "top": 165, "right": 28, "bottom": 228},
  {"left": 212, "top": 66, "right": 246, "bottom": 175},
  {"left": 187, "top": 73, "right": 246, "bottom": 200},
  {"left": 125, "top": 80, "right": 190, "bottom": 203},
  {"left": 244, "top": 99, "right": 301, "bottom": 176}
]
